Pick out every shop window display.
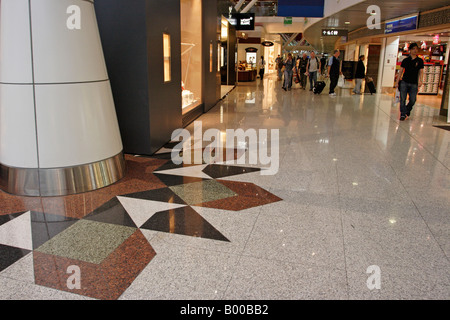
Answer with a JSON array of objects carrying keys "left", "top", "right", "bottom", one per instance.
[
  {"left": 163, "top": 33, "right": 171, "bottom": 82},
  {"left": 181, "top": 0, "right": 202, "bottom": 114}
]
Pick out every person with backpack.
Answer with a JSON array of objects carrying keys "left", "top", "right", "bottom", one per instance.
[{"left": 306, "top": 51, "right": 321, "bottom": 91}]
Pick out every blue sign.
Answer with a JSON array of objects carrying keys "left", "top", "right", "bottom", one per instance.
[
  {"left": 278, "top": 0, "right": 324, "bottom": 18},
  {"left": 385, "top": 15, "right": 418, "bottom": 34}
]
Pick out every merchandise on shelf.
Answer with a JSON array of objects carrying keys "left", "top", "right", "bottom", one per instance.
[
  {"left": 419, "top": 63, "right": 442, "bottom": 95},
  {"left": 182, "top": 89, "right": 195, "bottom": 109}
]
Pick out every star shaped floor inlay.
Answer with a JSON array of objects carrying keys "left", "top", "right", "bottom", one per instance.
[{"left": 0, "top": 151, "right": 282, "bottom": 300}]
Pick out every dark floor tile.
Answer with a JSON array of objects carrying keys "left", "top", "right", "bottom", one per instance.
[
  {"left": 433, "top": 125, "right": 450, "bottom": 131},
  {"left": 83, "top": 197, "right": 137, "bottom": 228},
  {"left": 217, "top": 180, "right": 281, "bottom": 199},
  {"left": 120, "top": 187, "right": 187, "bottom": 205},
  {"left": 154, "top": 161, "right": 203, "bottom": 172},
  {"left": 0, "top": 244, "right": 30, "bottom": 272},
  {"left": 202, "top": 164, "right": 261, "bottom": 179},
  {"left": 140, "top": 206, "right": 229, "bottom": 242}
]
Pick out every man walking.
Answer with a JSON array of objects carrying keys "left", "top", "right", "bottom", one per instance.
[
  {"left": 275, "top": 54, "right": 283, "bottom": 81},
  {"left": 258, "top": 55, "right": 266, "bottom": 81},
  {"left": 306, "top": 51, "right": 321, "bottom": 91},
  {"left": 298, "top": 53, "right": 308, "bottom": 90},
  {"left": 282, "top": 53, "right": 295, "bottom": 91},
  {"left": 327, "top": 49, "right": 342, "bottom": 96},
  {"left": 353, "top": 55, "right": 365, "bottom": 94},
  {"left": 394, "top": 43, "right": 424, "bottom": 121}
]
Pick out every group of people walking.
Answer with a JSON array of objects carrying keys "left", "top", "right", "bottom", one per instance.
[
  {"left": 273, "top": 49, "right": 368, "bottom": 96},
  {"left": 268, "top": 44, "right": 423, "bottom": 121},
  {"left": 275, "top": 51, "right": 323, "bottom": 91}
]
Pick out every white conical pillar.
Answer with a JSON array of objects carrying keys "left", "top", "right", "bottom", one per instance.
[{"left": 0, "top": 0, "right": 125, "bottom": 196}]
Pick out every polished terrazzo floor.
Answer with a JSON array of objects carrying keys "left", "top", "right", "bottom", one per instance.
[{"left": 0, "top": 74, "right": 449, "bottom": 300}]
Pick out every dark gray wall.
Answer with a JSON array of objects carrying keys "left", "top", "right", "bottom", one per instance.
[
  {"left": 146, "top": 0, "right": 182, "bottom": 153},
  {"left": 202, "top": 0, "right": 221, "bottom": 112},
  {"left": 227, "top": 24, "right": 237, "bottom": 86},
  {"left": 95, "top": 0, "right": 182, "bottom": 155}
]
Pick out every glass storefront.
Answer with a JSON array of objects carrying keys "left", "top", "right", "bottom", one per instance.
[{"left": 180, "top": 0, "right": 202, "bottom": 114}]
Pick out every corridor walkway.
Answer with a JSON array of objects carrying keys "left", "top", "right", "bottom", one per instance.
[{"left": 0, "top": 74, "right": 449, "bottom": 300}]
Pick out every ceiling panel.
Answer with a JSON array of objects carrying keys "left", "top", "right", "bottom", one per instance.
[{"left": 302, "top": 0, "right": 449, "bottom": 53}]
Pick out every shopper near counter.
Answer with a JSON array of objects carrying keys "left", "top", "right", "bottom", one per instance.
[
  {"left": 258, "top": 56, "right": 266, "bottom": 81},
  {"left": 394, "top": 43, "right": 424, "bottom": 121},
  {"left": 353, "top": 55, "right": 365, "bottom": 94}
]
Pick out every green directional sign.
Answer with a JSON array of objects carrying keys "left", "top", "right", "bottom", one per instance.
[{"left": 284, "top": 17, "right": 292, "bottom": 25}]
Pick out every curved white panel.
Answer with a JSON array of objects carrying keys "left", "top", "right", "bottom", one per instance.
[
  {"left": 0, "top": 84, "right": 38, "bottom": 168},
  {"left": 0, "top": 0, "right": 33, "bottom": 84},
  {"left": 34, "top": 81, "right": 123, "bottom": 169},
  {"left": 30, "top": 0, "right": 108, "bottom": 84}
]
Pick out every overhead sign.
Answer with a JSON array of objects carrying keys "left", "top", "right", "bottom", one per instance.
[
  {"left": 228, "top": 13, "right": 255, "bottom": 31},
  {"left": 384, "top": 15, "right": 418, "bottom": 34},
  {"left": 321, "top": 29, "right": 348, "bottom": 37},
  {"left": 261, "top": 41, "right": 274, "bottom": 47},
  {"left": 284, "top": 17, "right": 292, "bottom": 25},
  {"left": 245, "top": 47, "right": 258, "bottom": 53}
]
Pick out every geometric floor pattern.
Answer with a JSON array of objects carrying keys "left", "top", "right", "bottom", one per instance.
[{"left": 0, "top": 150, "right": 282, "bottom": 299}]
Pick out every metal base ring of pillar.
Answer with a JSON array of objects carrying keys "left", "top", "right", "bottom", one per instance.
[{"left": 0, "top": 152, "right": 126, "bottom": 197}]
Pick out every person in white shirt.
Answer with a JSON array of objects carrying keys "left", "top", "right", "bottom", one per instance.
[{"left": 306, "top": 51, "right": 321, "bottom": 91}]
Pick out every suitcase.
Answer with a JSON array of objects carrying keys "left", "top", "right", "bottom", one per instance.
[
  {"left": 313, "top": 81, "right": 326, "bottom": 94},
  {"left": 366, "top": 80, "right": 376, "bottom": 94}
]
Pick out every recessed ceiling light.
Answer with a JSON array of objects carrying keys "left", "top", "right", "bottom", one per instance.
[{"left": 345, "top": 21, "right": 350, "bottom": 24}]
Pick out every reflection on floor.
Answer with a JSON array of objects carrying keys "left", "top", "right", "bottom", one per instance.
[{"left": 0, "top": 74, "right": 449, "bottom": 300}]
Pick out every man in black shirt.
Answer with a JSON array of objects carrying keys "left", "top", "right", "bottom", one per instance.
[
  {"left": 327, "top": 49, "right": 342, "bottom": 96},
  {"left": 395, "top": 43, "right": 424, "bottom": 121}
]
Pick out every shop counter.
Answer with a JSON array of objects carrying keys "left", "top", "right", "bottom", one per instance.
[{"left": 238, "top": 70, "right": 257, "bottom": 82}]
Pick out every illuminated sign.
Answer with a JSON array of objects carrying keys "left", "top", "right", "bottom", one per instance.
[
  {"left": 245, "top": 47, "right": 258, "bottom": 53},
  {"left": 385, "top": 15, "right": 418, "bottom": 34},
  {"left": 228, "top": 13, "right": 255, "bottom": 31},
  {"left": 321, "top": 29, "right": 348, "bottom": 37},
  {"left": 261, "top": 41, "right": 274, "bottom": 47}
]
